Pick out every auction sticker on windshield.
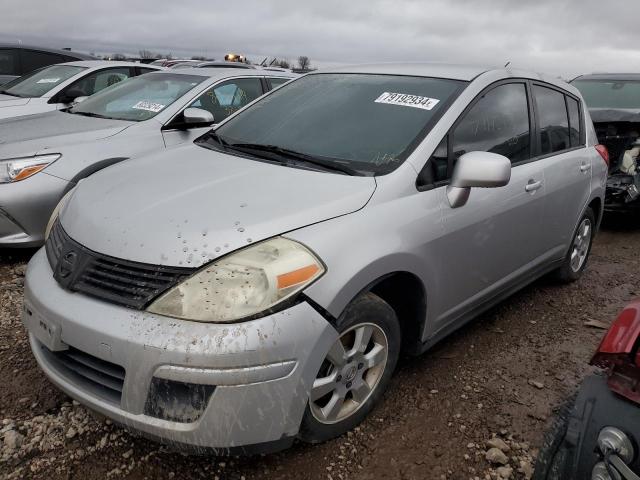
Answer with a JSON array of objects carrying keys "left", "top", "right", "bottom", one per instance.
[
  {"left": 374, "top": 92, "right": 440, "bottom": 110},
  {"left": 132, "top": 101, "right": 166, "bottom": 113},
  {"left": 36, "top": 78, "right": 61, "bottom": 84}
]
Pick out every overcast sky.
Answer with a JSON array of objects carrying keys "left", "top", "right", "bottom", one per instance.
[{"left": 2, "top": 0, "right": 639, "bottom": 78}]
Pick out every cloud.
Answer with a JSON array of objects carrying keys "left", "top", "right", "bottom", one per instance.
[{"left": 1, "top": 0, "right": 639, "bottom": 77}]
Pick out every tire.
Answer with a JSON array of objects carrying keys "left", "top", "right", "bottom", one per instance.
[
  {"left": 532, "top": 395, "right": 578, "bottom": 480},
  {"left": 553, "top": 207, "right": 595, "bottom": 283},
  {"left": 298, "top": 292, "right": 401, "bottom": 444}
]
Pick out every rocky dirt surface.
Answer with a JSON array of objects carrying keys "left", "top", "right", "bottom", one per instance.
[{"left": 1, "top": 219, "right": 639, "bottom": 480}]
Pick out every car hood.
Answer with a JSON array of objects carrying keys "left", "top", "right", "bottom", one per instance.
[
  {"left": 61, "top": 145, "right": 377, "bottom": 267},
  {"left": 0, "top": 111, "right": 132, "bottom": 157},
  {"left": 0, "top": 94, "right": 31, "bottom": 107},
  {"left": 590, "top": 108, "right": 640, "bottom": 123}
]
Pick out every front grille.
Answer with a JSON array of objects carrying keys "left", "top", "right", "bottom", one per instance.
[
  {"left": 46, "top": 221, "right": 194, "bottom": 309},
  {"left": 40, "top": 344, "right": 126, "bottom": 405}
]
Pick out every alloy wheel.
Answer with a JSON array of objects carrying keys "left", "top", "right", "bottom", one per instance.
[
  {"left": 570, "top": 217, "right": 592, "bottom": 273},
  {"left": 310, "top": 323, "right": 388, "bottom": 424}
]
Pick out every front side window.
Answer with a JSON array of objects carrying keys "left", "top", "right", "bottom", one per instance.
[
  {"left": 572, "top": 79, "right": 640, "bottom": 109},
  {"left": 0, "top": 65, "right": 86, "bottom": 97},
  {"left": 64, "top": 67, "right": 132, "bottom": 97},
  {"left": 533, "top": 85, "right": 570, "bottom": 155},
  {"left": 69, "top": 73, "right": 206, "bottom": 121},
  {"left": 209, "top": 73, "right": 464, "bottom": 176},
  {"left": 452, "top": 83, "right": 531, "bottom": 165},
  {"left": 189, "top": 78, "right": 263, "bottom": 123}
]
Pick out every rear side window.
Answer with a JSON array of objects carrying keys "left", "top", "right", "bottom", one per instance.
[
  {"left": 0, "top": 49, "right": 18, "bottom": 75},
  {"left": 137, "top": 68, "right": 157, "bottom": 75},
  {"left": 452, "top": 83, "right": 531, "bottom": 165},
  {"left": 533, "top": 85, "right": 570, "bottom": 155},
  {"left": 269, "top": 77, "right": 290, "bottom": 89},
  {"left": 20, "top": 50, "right": 66, "bottom": 74},
  {"left": 566, "top": 97, "right": 582, "bottom": 147}
]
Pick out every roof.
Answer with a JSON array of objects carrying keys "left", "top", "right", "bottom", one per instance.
[
  {"left": 59, "top": 60, "right": 163, "bottom": 69},
  {"left": 573, "top": 73, "right": 640, "bottom": 82},
  {"left": 155, "top": 67, "right": 297, "bottom": 79},
  {"left": 317, "top": 62, "right": 491, "bottom": 81},
  {"left": 0, "top": 43, "right": 95, "bottom": 60},
  {"left": 194, "top": 61, "right": 255, "bottom": 69}
]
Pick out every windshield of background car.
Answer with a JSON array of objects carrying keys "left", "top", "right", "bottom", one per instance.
[
  {"left": 573, "top": 79, "right": 640, "bottom": 109},
  {"left": 69, "top": 73, "right": 207, "bottom": 121},
  {"left": 1, "top": 65, "right": 86, "bottom": 97},
  {"left": 210, "top": 73, "right": 465, "bottom": 175}
]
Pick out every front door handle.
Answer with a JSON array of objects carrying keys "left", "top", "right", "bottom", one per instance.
[
  {"left": 525, "top": 180, "right": 542, "bottom": 192},
  {"left": 580, "top": 163, "right": 592, "bottom": 173}
]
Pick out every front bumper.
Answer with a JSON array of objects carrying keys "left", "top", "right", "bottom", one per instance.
[
  {"left": 0, "top": 172, "right": 70, "bottom": 247},
  {"left": 22, "top": 248, "right": 338, "bottom": 452}
]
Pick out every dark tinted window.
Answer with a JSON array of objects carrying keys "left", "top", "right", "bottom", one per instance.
[
  {"left": 65, "top": 67, "right": 132, "bottom": 97},
  {"left": 269, "top": 77, "right": 290, "bottom": 88},
  {"left": 20, "top": 50, "right": 66, "bottom": 73},
  {"left": 452, "top": 83, "right": 530, "bottom": 165},
  {"left": 0, "top": 49, "right": 18, "bottom": 75},
  {"left": 572, "top": 80, "right": 640, "bottom": 109},
  {"left": 566, "top": 96, "right": 582, "bottom": 147},
  {"left": 189, "top": 78, "right": 264, "bottom": 123},
  {"left": 138, "top": 68, "right": 157, "bottom": 75},
  {"left": 533, "top": 85, "right": 570, "bottom": 155},
  {"left": 212, "top": 73, "right": 464, "bottom": 176}
]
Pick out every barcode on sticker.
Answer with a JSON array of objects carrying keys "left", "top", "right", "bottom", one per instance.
[
  {"left": 132, "top": 101, "right": 165, "bottom": 113},
  {"left": 374, "top": 92, "right": 440, "bottom": 110}
]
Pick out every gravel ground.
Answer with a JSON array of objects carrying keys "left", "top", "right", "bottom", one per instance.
[{"left": 1, "top": 218, "right": 639, "bottom": 480}]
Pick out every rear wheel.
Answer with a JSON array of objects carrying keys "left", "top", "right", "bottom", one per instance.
[
  {"left": 298, "top": 292, "right": 401, "bottom": 443},
  {"left": 553, "top": 208, "right": 595, "bottom": 283}
]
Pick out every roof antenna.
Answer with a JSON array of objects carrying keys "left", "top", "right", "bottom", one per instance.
[{"left": 504, "top": 61, "right": 511, "bottom": 68}]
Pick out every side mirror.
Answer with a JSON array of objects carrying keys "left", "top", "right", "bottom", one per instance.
[
  {"left": 58, "top": 87, "right": 86, "bottom": 104},
  {"left": 183, "top": 107, "right": 214, "bottom": 126},
  {"left": 446, "top": 151, "right": 511, "bottom": 208}
]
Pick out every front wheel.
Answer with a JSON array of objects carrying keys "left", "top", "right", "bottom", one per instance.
[
  {"left": 298, "top": 292, "right": 401, "bottom": 443},
  {"left": 553, "top": 208, "right": 595, "bottom": 283}
]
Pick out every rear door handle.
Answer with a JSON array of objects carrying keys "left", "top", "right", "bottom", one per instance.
[
  {"left": 525, "top": 180, "right": 542, "bottom": 192},
  {"left": 580, "top": 163, "right": 592, "bottom": 173}
]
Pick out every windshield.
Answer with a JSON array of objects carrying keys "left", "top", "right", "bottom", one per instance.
[
  {"left": 208, "top": 73, "right": 464, "bottom": 175},
  {"left": 573, "top": 79, "right": 640, "bottom": 109},
  {"left": 1, "top": 65, "right": 86, "bottom": 98},
  {"left": 69, "top": 73, "right": 206, "bottom": 121}
]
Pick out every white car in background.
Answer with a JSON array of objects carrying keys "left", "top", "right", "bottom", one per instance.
[{"left": 0, "top": 61, "right": 162, "bottom": 120}]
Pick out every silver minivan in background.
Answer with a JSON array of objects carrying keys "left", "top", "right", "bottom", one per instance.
[{"left": 23, "top": 63, "right": 607, "bottom": 453}]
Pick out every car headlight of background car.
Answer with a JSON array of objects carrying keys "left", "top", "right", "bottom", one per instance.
[
  {"left": 147, "top": 237, "right": 325, "bottom": 323},
  {"left": 0, "top": 154, "right": 61, "bottom": 183},
  {"left": 44, "top": 186, "right": 76, "bottom": 240}
]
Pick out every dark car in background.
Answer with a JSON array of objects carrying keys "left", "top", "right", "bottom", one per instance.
[
  {"left": 534, "top": 300, "right": 640, "bottom": 480},
  {"left": 0, "top": 44, "right": 95, "bottom": 85},
  {"left": 572, "top": 74, "right": 640, "bottom": 214}
]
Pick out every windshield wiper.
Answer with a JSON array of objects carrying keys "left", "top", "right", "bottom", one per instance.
[
  {"left": 227, "top": 143, "right": 358, "bottom": 175},
  {"left": 68, "top": 111, "right": 112, "bottom": 119},
  {"left": 200, "top": 131, "right": 229, "bottom": 150}
]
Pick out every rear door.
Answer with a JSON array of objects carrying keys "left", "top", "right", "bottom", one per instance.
[
  {"left": 426, "top": 81, "right": 548, "bottom": 333},
  {"left": 162, "top": 77, "right": 265, "bottom": 147},
  {"left": 532, "top": 83, "right": 591, "bottom": 259}
]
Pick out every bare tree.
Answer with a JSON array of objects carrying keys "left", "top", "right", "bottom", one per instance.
[
  {"left": 111, "top": 53, "right": 127, "bottom": 61},
  {"left": 272, "top": 58, "right": 290, "bottom": 69},
  {"left": 139, "top": 49, "right": 157, "bottom": 59},
  {"left": 297, "top": 56, "right": 311, "bottom": 70}
]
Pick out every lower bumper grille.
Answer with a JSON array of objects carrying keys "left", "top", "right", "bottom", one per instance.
[{"left": 40, "top": 344, "right": 125, "bottom": 405}]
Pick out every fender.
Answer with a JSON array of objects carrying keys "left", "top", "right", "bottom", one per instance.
[{"left": 64, "top": 157, "right": 129, "bottom": 193}]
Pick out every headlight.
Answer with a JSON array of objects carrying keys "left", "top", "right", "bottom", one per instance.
[
  {"left": 147, "top": 237, "right": 325, "bottom": 323},
  {"left": 0, "top": 154, "right": 61, "bottom": 183},
  {"left": 44, "top": 187, "right": 76, "bottom": 240}
]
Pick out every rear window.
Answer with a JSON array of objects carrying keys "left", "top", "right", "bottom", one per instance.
[
  {"left": 212, "top": 73, "right": 465, "bottom": 175},
  {"left": 572, "top": 80, "right": 640, "bottom": 109}
]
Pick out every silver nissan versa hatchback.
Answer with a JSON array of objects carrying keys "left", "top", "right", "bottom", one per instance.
[{"left": 23, "top": 64, "right": 607, "bottom": 454}]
